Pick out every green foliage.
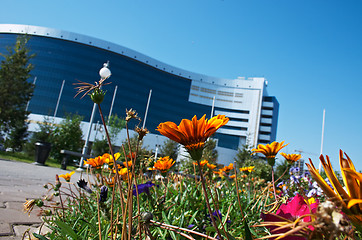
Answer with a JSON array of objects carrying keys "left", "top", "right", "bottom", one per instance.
[
  {"left": 234, "top": 144, "right": 254, "bottom": 168},
  {"left": 0, "top": 36, "right": 34, "bottom": 148},
  {"left": 180, "top": 139, "right": 218, "bottom": 174},
  {"left": 4, "top": 119, "right": 29, "bottom": 151},
  {"left": 91, "top": 139, "right": 109, "bottom": 157},
  {"left": 24, "top": 116, "right": 54, "bottom": 156},
  {"left": 106, "top": 114, "right": 126, "bottom": 144},
  {"left": 50, "top": 114, "right": 83, "bottom": 162},
  {"left": 241, "top": 158, "right": 272, "bottom": 181},
  {"left": 159, "top": 139, "right": 179, "bottom": 160},
  {"left": 119, "top": 134, "right": 153, "bottom": 171},
  {"left": 202, "top": 138, "right": 218, "bottom": 164},
  {"left": 274, "top": 160, "right": 290, "bottom": 181},
  {"left": 33, "top": 170, "right": 272, "bottom": 240}
]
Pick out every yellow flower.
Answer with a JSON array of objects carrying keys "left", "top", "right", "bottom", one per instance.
[
  {"left": 102, "top": 152, "right": 121, "bottom": 165},
  {"left": 59, "top": 171, "right": 75, "bottom": 182},
  {"left": 84, "top": 156, "right": 106, "bottom": 169},
  {"left": 239, "top": 166, "right": 255, "bottom": 173},
  {"left": 157, "top": 114, "right": 229, "bottom": 160},
  {"left": 193, "top": 159, "right": 208, "bottom": 167},
  {"left": 306, "top": 150, "right": 362, "bottom": 227},
  {"left": 252, "top": 141, "right": 288, "bottom": 166},
  {"left": 153, "top": 156, "right": 175, "bottom": 173},
  {"left": 114, "top": 167, "right": 129, "bottom": 181},
  {"left": 280, "top": 152, "right": 302, "bottom": 164}
]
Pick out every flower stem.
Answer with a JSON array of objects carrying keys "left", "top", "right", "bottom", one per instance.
[
  {"left": 196, "top": 160, "right": 223, "bottom": 239},
  {"left": 271, "top": 167, "right": 277, "bottom": 200}
]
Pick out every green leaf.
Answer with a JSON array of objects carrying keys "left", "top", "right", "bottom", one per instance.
[
  {"left": 32, "top": 233, "right": 50, "bottom": 240},
  {"left": 188, "top": 210, "right": 199, "bottom": 226},
  {"left": 205, "top": 226, "right": 216, "bottom": 232},
  {"left": 162, "top": 211, "right": 177, "bottom": 239},
  {"left": 55, "top": 220, "right": 79, "bottom": 240},
  {"left": 244, "top": 219, "right": 253, "bottom": 240}
]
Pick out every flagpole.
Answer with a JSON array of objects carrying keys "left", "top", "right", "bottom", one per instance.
[
  {"left": 210, "top": 96, "right": 215, "bottom": 118},
  {"left": 142, "top": 89, "right": 152, "bottom": 129},
  {"left": 26, "top": 76, "right": 37, "bottom": 112},
  {"left": 54, "top": 80, "right": 65, "bottom": 118}
]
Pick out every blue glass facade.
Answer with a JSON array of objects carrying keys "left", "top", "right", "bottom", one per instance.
[
  {"left": 0, "top": 33, "right": 211, "bottom": 132},
  {"left": 0, "top": 24, "right": 280, "bottom": 163}
]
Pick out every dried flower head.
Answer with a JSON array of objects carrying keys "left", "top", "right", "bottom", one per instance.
[
  {"left": 73, "top": 78, "right": 111, "bottom": 103},
  {"left": 135, "top": 126, "right": 149, "bottom": 140},
  {"left": 23, "top": 199, "right": 36, "bottom": 215},
  {"left": 125, "top": 108, "right": 140, "bottom": 122}
]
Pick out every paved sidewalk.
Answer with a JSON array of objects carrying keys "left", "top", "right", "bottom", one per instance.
[{"left": 0, "top": 159, "right": 81, "bottom": 239}]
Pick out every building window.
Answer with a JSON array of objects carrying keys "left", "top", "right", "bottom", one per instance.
[{"left": 217, "top": 90, "right": 233, "bottom": 97}]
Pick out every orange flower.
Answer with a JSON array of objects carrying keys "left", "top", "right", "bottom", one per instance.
[
  {"left": 213, "top": 169, "right": 227, "bottom": 178},
  {"left": 126, "top": 152, "right": 136, "bottom": 160},
  {"left": 84, "top": 156, "right": 106, "bottom": 169},
  {"left": 220, "top": 163, "right": 233, "bottom": 173},
  {"left": 193, "top": 159, "right": 208, "bottom": 167},
  {"left": 252, "top": 141, "right": 288, "bottom": 166},
  {"left": 153, "top": 156, "right": 175, "bottom": 173},
  {"left": 59, "top": 171, "right": 75, "bottom": 182},
  {"left": 229, "top": 174, "right": 236, "bottom": 179},
  {"left": 123, "top": 161, "right": 133, "bottom": 168},
  {"left": 306, "top": 150, "right": 362, "bottom": 227},
  {"left": 207, "top": 163, "right": 217, "bottom": 170},
  {"left": 157, "top": 114, "right": 229, "bottom": 160},
  {"left": 280, "top": 152, "right": 302, "bottom": 164}
]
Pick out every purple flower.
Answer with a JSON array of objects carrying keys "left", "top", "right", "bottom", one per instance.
[
  {"left": 208, "top": 210, "right": 231, "bottom": 223},
  {"left": 133, "top": 181, "right": 157, "bottom": 196},
  {"left": 99, "top": 185, "right": 108, "bottom": 202},
  {"left": 187, "top": 224, "right": 195, "bottom": 229},
  {"left": 289, "top": 167, "right": 300, "bottom": 174}
]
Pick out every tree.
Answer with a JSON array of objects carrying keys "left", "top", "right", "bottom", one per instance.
[
  {"left": 0, "top": 36, "right": 34, "bottom": 149},
  {"left": 51, "top": 114, "right": 83, "bottom": 162},
  {"left": 92, "top": 114, "right": 126, "bottom": 156},
  {"left": 179, "top": 138, "right": 218, "bottom": 173},
  {"left": 107, "top": 114, "right": 126, "bottom": 144},
  {"left": 159, "top": 139, "right": 179, "bottom": 160},
  {"left": 234, "top": 144, "right": 254, "bottom": 168},
  {"left": 202, "top": 138, "right": 218, "bottom": 164},
  {"left": 24, "top": 116, "right": 54, "bottom": 156}
]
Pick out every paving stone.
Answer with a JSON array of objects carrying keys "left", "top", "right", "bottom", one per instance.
[
  {"left": 0, "top": 222, "right": 12, "bottom": 236},
  {"left": 0, "top": 159, "right": 82, "bottom": 239}
]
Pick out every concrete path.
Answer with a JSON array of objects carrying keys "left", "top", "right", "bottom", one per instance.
[{"left": 0, "top": 159, "right": 82, "bottom": 240}]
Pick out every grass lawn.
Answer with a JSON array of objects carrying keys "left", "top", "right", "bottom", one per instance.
[{"left": 0, "top": 151, "right": 77, "bottom": 170}]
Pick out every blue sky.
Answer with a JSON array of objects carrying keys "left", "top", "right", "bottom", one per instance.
[{"left": 1, "top": 0, "right": 362, "bottom": 171}]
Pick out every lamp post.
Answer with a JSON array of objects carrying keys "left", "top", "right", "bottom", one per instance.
[{"left": 77, "top": 62, "right": 111, "bottom": 171}]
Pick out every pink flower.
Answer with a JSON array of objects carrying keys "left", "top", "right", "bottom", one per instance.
[{"left": 260, "top": 194, "right": 318, "bottom": 240}]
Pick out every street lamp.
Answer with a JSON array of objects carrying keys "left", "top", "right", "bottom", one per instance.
[{"left": 77, "top": 61, "right": 111, "bottom": 171}]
